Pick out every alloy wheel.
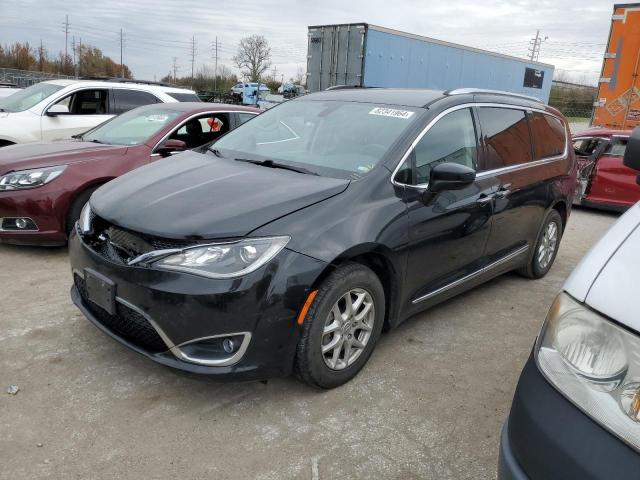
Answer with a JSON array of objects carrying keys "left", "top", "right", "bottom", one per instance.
[
  {"left": 321, "top": 288, "right": 375, "bottom": 370},
  {"left": 538, "top": 221, "right": 558, "bottom": 269}
]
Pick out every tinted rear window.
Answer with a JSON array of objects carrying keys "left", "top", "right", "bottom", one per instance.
[
  {"left": 530, "top": 112, "right": 566, "bottom": 159},
  {"left": 113, "top": 89, "right": 159, "bottom": 114},
  {"left": 478, "top": 107, "right": 532, "bottom": 170},
  {"left": 166, "top": 92, "right": 201, "bottom": 102}
]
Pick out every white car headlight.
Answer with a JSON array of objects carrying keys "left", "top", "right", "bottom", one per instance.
[
  {"left": 536, "top": 292, "right": 640, "bottom": 451},
  {"left": 152, "top": 236, "right": 290, "bottom": 279},
  {"left": 78, "top": 202, "right": 93, "bottom": 234},
  {"left": 0, "top": 165, "right": 67, "bottom": 191}
]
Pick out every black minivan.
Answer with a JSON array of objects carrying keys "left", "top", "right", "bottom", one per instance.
[{"left": 69, "top": 88, "right": 576, "bottom": 388}]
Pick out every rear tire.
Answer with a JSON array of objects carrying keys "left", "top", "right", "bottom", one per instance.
[
  {"left": 295, "top": 263, "right": 385, "bottom": 389},
  {"left": 65, "top": 185, "right": 101, "bottom": 237},
  {"left": 518, "top": 209, "right": 563, "bottom": 279}
]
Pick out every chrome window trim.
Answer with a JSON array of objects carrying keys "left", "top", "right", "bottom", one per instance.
[
  {"left": 390, "top": 102, "right": 569, "bottom": 189},
  {"left": 412, "top": 244, "right": 529, "bottom": 304},
  {"left": 150, "top": 110, "right": 257, "bottom": 157}
]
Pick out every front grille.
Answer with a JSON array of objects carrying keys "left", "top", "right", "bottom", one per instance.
[
  {"left": 84, "top": 216, "right": 200, "bottom": 265},
  {"left": 74, "top": 274, "right": 168, "bottom": 353}
]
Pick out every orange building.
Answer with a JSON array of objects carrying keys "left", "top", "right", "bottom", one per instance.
[{"left": 592, "top": 3, "right": 640, "bottom": 129}]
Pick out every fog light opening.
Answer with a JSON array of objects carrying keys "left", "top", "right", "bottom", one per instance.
[
  {"left": 1, "top": 217, "right": 37, "bottom": 231},
  {"left": 223, "top": 338, "right": 235, "bottom": 354}
]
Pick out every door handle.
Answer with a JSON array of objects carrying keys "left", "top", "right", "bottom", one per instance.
[
  {"left": 477, "top": 194, "right": 494, "bottom": 205},
  {"left": 494, "top": 184, "right": 512, "bottom": 199}
]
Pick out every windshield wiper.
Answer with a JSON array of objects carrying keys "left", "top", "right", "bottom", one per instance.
[
  {"left": 234, "top": 158, "right": 318, "bottom": 176},
  {"left": 88, "top": 139, "right": 103, "bottom": 144}
]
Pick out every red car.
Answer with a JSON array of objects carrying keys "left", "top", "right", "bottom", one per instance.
[
  {"left": 0, "top": 102, "right": 259, "bottom": 245},
  {"left": 573, "top": 127, "right": 639, "bottom": 211}
]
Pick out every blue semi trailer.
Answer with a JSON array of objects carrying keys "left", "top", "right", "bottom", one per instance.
[{"left": 306, "top": 23, "right": 554, "bottom": 103}]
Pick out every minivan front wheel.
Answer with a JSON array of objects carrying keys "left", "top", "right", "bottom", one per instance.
[
  {"left": 519, "top": 209, "right": 563, "bottom": 279},
  {"left": 295, "top": 263, "right": 385, "bottom": 389}
]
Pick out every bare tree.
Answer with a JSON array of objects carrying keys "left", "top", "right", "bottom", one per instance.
[{"left": 233, "top": 35, "right": 271, "bottom": 82}]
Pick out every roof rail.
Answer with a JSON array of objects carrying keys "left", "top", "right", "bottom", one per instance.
[
  {"left": 79, "top": 77, "right": 180, "bottom": 88},
  {"left": 445, "top": 88, "right": 542, "bottom": 103},
  {"left": 324, "top": 85, "right": 372, "bottom": 91}
]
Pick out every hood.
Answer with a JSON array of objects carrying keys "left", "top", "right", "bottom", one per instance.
[
  {"left": 581, "top": 217, "right": 640, "bottom": 334},
  {"left": 0, "top": 141, "right": 128, "bottom": 173},
  {"left": 91, "top": 151, "right": 350, "bottom": 239}
]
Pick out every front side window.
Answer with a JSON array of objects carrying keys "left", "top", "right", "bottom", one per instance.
[
  {"left": 170, "top": 113, "right": 230, "bottom": 148},
  {"left": 478, "top": 107, "right": 531, "bottom": 170},
  {"left": 573, "top": 137, "right": 604, "bottom": 157},
  {"left": 213, "top": 100, "right": 420, "bottom": 179},
  {"left": 412, "top": 108, "right": 477, "bottom": 185},
  {"left": 530, "top": 112, "right": 566, "bottom": 159},
  {"left": 0, "top": 82, "right": 64, "bottom": 112},
  {"left": 82, "top": 105, "right": 182, "bottom": 145},
  {"left": 54, "top": 89, "right": 109, "bottom": 115},
  {"left": 604, "top": 137, "right": 627, "bottom": 157},
  {"left": 113, "top": 89, "right": 159, "bottom": 114}
]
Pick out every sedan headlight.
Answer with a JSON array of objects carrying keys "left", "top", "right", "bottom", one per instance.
[
  {"left": 0, "top": 165, "right": 67, "bottom": 191},
  {"left": 78, "top": 202, "right": 93, "bottom": 234},
  {"left": 536, "top": 292, "right": 640, "bottom": 451},
  {"left": 152, "top": 236, "right": 290, "bottom": 279}
]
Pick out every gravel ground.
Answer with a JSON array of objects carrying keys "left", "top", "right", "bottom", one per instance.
[{"left": 0, "top": 207, "right": 619, "bottom": 480}]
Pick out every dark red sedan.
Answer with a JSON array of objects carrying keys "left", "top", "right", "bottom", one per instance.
[
  {"left": 573, "top": 127, "right": 639, "bottom": 211},
  {"left": 0, "top": 102, "right": 259, "bottom": 245}
]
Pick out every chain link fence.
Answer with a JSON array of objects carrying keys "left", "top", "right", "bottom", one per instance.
[{"left": 0, "top": 68, "right": 75, "bottom": 88}]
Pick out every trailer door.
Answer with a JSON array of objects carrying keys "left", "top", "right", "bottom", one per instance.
[{"left": 307, "top": 25, "right": 367, "bottom": 92}]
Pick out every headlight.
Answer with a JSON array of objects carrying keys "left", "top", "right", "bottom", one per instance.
[
  {"left": 0, "top": 165, "right": 67, "bottom": 191},
  {"left": 536, "top": 292, "right": 640, "bottom": 451},
  {"left": 78, "top": 202, "right": 93, "bottom": 234},
  {"left": 152, "top": 236, "right": 290, "bottom": 279}
]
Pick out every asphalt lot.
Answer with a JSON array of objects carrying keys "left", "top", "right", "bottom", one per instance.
[{"left": 0, "top": 207, "right": 619, "bottom": 479}]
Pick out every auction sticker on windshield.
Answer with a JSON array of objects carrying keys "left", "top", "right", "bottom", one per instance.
[{"left": 368, "top": 107, "right": 415, "bottom": 119}]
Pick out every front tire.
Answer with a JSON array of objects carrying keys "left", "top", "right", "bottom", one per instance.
[
  {"left": 295, "top": 263, "right": 385, "bottom": 389},
  {"left": 519, "top": 209, "right": 563, "bottom": 279},
  {"left": 65, "top": 185, "right": 101, "bottom": 237}
]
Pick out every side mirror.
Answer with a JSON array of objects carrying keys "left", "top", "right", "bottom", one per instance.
[
  {"left": 156, "top": 139, "right": 187, "bottom": 157},
  {"left": 427, "top": 162, "right": 476, "bottom": 194},
  {"left": 46, "top": 104, "right": 70, "bottom": 116},
  {"left": 623, "top": 127, "right": 640, "bottom": 185}
]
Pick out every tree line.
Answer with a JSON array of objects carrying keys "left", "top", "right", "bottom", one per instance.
[{"left": 0, "top": 41, "right": 132, "bottom": 79}]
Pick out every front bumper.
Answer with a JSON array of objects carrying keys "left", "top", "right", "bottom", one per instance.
[
  {"left": 0, "top": 186, "right": 69, "bottom": 245},
  {"left": 69, "top": 229, "right": 328, "bottom": 380},
  {"left": 499, "top": 353, "right": 640, "bottom": 479}
]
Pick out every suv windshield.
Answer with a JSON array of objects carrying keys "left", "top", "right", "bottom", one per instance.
[
  {"left": 0, "top": 82, "right": 64, "bottom": 112},
  {"left": 83, "top": 105, "right": 182, "bottom": 145},
  {"left": 212, "top": 100, "right": 420, "bottom": 178}
]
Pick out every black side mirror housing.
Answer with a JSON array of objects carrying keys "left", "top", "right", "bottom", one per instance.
[
  {"left": 624, "top": 127, "right": 640, "bottom": 185},
  {"left": 427, "top": 162, "right": 476, "bottom": 193}
]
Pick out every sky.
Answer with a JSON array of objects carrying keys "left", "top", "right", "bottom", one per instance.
[{"left": 0, "top": 0, "right": 614, "bottom": 86}]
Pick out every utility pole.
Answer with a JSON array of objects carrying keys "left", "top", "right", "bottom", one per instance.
[
  {"left": 172, "top": 57, "right": 179, "bottom": 84},
  {"left": 528, "top": 30, "right": 548, "bottom": 61},
  {"left": 77, "top": 37, "right": 82, "bottom": 78},
  {"left": 120, "top": 28, "right": 124, "bottom": 78},
  {"left": 211, "top": 36, "right": 219, "bottom": 92},
  {"left": 39, "top": 39, "right": 44, "bottom": 72},
  {"left": 63, "top": 15, "right": 70, "bottom": 62},
  {"left": 190, "top": 35, "right": 196, "bottom": 86}
]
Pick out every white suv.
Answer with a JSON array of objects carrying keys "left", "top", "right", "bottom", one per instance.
[{"left": 0, "top": 79, "right": 200, "bottom": 146}]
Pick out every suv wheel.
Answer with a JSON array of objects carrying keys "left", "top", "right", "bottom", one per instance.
[
  {"left": 519, "top": 209, "right": 563, "bottom": 279},
  {"left": 295, "top": 263, "right": 385, "bottom": 389}
]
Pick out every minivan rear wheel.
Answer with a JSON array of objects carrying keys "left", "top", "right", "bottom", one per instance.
[
  {"left": 294, "top": 263, "right": 385, "bottom": 389},
  {"left": 519, "top": 209, "right": 563, "bottom": 279}
]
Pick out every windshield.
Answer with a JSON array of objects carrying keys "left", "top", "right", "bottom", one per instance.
[
  {"left": 83, "top": 106, "right": 182, "bottom": 145},
  {"left": 0, "top": 82, "right": 64, "bottom": 112},
  {"left": 212, "top": 100, "right": 420, "bottom": 179}
]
